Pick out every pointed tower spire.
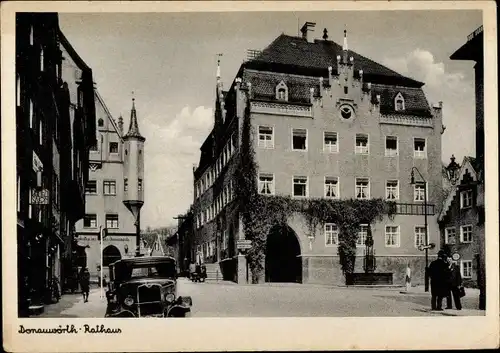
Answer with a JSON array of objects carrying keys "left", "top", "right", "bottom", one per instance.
[
  {"left": 124, "top": 93, "right": 145, "bottom": 141},
  {"left": 343, "top": 25, "right": 348, "bottom": 51},
  {"left": 216, "top": 53, "right": 222, "bottom": 82}
]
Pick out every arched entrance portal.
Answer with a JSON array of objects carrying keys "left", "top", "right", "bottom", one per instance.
[
  {"left": 103, "top": 245, "right": 121, "bottom": 267},
  {"left": 265, "top": 225, "right": 302, "bottom": 283}
]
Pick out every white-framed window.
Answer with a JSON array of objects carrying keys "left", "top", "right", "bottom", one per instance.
[
  {"left": 413, "top": 183, "right": 426, "bottom": 202},
  {"left": 103, "top": 180, "right": 116, "bottom": 195},
  {"left": 460, "top": 189, "right": 473, "bottom": 209},
  {"left": 386, "top": 180, "right": 399, "bottom": 200},
  {"left": 324, "top": 177, "right": 339, "bottom": 199},
  {"left": 445, "top": 227, "right": 456, "bottom": 244},
  {"left": 460, "top": 225, "right": 473, "bottom": 243},
  {"left": 355, "top": 178, "right": 370, "bottom": 199},
  {"left": 325, "top": 223, "right": 339, "bottom": 246},
  {"left": 106, "top": 214, "right": 119, "bottom": 229},
  {"left": 292, "top": 128, "right": 307, "bottom": 151},
  {"left": 109, "top": 142, "right": 119, "bottom": 154},
  {"left": 84, "top": 214, "right": 97, "bottom": 228},
  {"left": 29, "top": 99, "right": 34, "bottom": 129},
  {"left": 385, "top": 225, "right": 400, "bottom": 247},
  {"left": 394, "top": 92, "right": 405, "bottom": 111},
  {"left": 414, "top": 226, "right": 427, "bottom": 248},
  {"left": 39, "top": 120, "right": 43, "bottom": 145},
  {"left": 355, "top": 134, "right": 369, "bottom": 154},
  {"left": 85, "top": 180, "right": 98, "bottom": 195},
  {"left": 356, "top": 224, "right": 368, "bottom": 247},
  {"left": 413, "top": 138, "right": 427, "bottom": 159},
  {"left": 258, "top": 126, "right": 274, "bottom": 149},
  {"left": 258, "top": 173, "right": 274, "bottom": 195},
  {"left": 293, "top": 176, "right": 308, "bottom": 198},
  {"left": 385, "top": 136, "right": 398, "bottom": 156},
  {"left": 276, "top": 81, "right": 288, "bottom": 101},
  {"left": 16, "top": 74, "right": 21, "bottom": 107},
  {"left": 323, "top": 132, "right": 338, "bottom": 153},
  {"left": 460, "top": 260, "right": 473, "bottom": 278}
]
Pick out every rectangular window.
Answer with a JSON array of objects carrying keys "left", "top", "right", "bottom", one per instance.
[
  {"left": 292, "top": 128, "right": 307, "bottom": 151},
  {"left": 258, "top": 173, "right": 274, "bottom": 195},
  {"left": 124, "top": 178, "right": 128, "bottom": 192},
  {"left": 28, "top": 188, "right": 32, "bottom": 218},
  {"left": 413, "top": 138, "right": 427, "bottom": 159},
  {"left": 258, "top": 126, "right": 274, "bottom": 149},
  {"left": 355, "top": 178, "right": 370, "bottom": 199},
  {"left": 325, "top": 223, "right": 339, "bottom": 246},
  {"left": 85, "top": 180, "right": 97, "bottom": 194},
  {"left": 460, "top": 189, "right": 473, "bottom": 209},
  {"left": 222, "top": 230, "right": 229, "bottom": 250},
  {"left": 386, "top": 180, "right": 399, "bottom": 200},
  {"left": 385, "top": 136, "right": 398, "bottom": 156},
  {"left": 138, "top": 179, "right": 143, "bottom": 192},
  {"left": 40, "top": 48, "right": 44, "bottom": 71},
  {"left": 356, "top": 224, "right": 368, "bottom": 247},
  {"left": 385, "top": 225, "right": 400, "bottom": 247},
  {"left": 460, "top": 260, "right": 473, "bottom": 278},
  {"left": 39, "top": 120, "right": 43, "bottom": 145},
  {"left": 16, "top": 75, "right": 21, "bottom": 107},
  {"left": 29, "top": 99, "right": 34, "bottom": 129},
  {"left": 84, "top": 214, "right": 97, "bottom": 228},
  {"left": 323, "top": 132, "right": 338, "bottom": 153},
  {"left": 460, "top": 225, "right": 473, "bottom": 243},
  {"left": 106, "top": 214, "right": 119, "bottom": 229},
  {"left": 355, "top": 134, "right": 369, "bottom": 154},
  {"left": 445, "top": 227, "right": 456, "bottom": 244},
  {"left": 414, "top": 183, "right": 426, "bottom": 202},
  {"left": 324, "top": 177, "right": 339, "bottom": 199},
  {"left": 29, "top": 25, "right": 34, "bottom": 45},
  {"left": 109, "top": 142, "right": 119, "bottom": 154},
  {"left": 414, "top": 226, "right": 427, "bottom": 248},
  {"left": 103, "top": 180, "right": 116, "bottom": 195},
  {"left": 293, "top": 176, "right": 308, "bottom": 198}
]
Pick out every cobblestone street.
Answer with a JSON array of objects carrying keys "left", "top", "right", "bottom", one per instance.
[{"left": 37, "top": 279, "right": 483, "bottom": 318}]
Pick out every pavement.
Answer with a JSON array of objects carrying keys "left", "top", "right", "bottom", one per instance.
[{"left": 35, "top": 279, "right": 484, "bottom": 318}]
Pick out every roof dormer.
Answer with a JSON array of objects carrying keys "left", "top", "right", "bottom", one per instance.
[
  {"left": 394, "top": 92, "right": 405, "bottom": 111},
  {"left": 275, "top": 80, "right": 288, "bottom": 101}
]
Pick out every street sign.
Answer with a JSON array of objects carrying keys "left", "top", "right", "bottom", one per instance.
[
  {"left": 452, "top": 252, "right": 460, "bottom": 261},
  {"left": 236, "top": 240, "right": 252, "bottom": 250}
]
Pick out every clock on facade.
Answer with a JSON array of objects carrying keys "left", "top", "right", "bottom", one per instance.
[{"left": 339, "top": 104, "right": 355, "bottom": 120}]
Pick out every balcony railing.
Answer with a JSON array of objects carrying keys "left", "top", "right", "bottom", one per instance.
[{"left": 394, "top": 203, "right": 435, "bottom": 216}]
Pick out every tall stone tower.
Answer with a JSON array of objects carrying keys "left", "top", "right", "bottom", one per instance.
[{"left": 122, "top": 97, "right": 146, "bottom": 256}]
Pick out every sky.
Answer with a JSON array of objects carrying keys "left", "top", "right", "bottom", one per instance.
[{"left": 58, "top": 10, "right": 482, "bottom": 229}]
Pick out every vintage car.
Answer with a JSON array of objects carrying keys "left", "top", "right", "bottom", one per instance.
[{"left": 105, "top": 256, "right": 192, "bottom": 318}]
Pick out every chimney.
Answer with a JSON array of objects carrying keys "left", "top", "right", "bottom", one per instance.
[{"left": 300, "top": 22, "right": 316, "bottom": 43}]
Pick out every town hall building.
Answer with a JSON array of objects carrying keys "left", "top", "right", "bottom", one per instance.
[{"left": 191, "top": 23, "right": 445, "bottom": 285}]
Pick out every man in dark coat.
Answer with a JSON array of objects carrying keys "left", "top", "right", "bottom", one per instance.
[
  {"left": 446, "top": 258, "right": 463, "bottom": 310},
  {"left": 79, "top": 268, "right": 90, "bottom": 303},
  {"left": 428, "top": 250, "right": 450, "bottom": 310}
]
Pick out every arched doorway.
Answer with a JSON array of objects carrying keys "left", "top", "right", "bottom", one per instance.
[
  {"left": 103, "top": 245, "right": 121, "bottom": 267},
  {"left": 265, "top": 225, "right": 302, "bottom": 283}
]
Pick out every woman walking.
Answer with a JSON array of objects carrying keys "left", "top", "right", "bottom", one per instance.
[{"left": 80, "top": 268, "right": 90, "bottom": 303}]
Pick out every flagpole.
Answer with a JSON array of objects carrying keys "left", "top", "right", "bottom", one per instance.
[{"left": 100, "top": 226, "right": 103, "bottom": 300}]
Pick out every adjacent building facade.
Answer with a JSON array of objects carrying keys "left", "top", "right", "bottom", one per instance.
[
  {"left": 439, "top": 25, "right": 485, "bottom": 309},
  {"left": 16, "top": 13, "right": 96, "bottom": 316},
  {"left": 74, "top": 94, "right": 145, "bottom": 281},
  {"left": 191, "top": 24, "right": 444, "bottom": 285}
]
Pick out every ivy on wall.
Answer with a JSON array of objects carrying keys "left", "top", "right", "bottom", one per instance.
[{"left": 235, "top": 99, "right": 396, "bottom": 283}]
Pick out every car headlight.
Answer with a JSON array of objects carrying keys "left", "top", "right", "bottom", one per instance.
[
  {"left": 124, "top": 296, "right": 134, "bottom": 306},
  {"left": 165, "top": 293, "right": 175, "bottom": 303}
]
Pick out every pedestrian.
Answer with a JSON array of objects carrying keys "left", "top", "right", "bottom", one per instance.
[
  {"left": 80, "top": 267, "right": 90, "bottom": 303},
  {"left": 428, "top": 250, "right": 450, "bottom": 311},
  {"left": 446, "top": 258, "right": 463, "bottom": 310},
  {"left": 189, "top": 261, "right": 196, "bottom": 279},
  {"left": 405, "top": 263, "right": 412, "bottom": 292}
]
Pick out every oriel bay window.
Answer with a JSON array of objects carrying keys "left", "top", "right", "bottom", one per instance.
[
  {"left": 258, "top": 173, "right": 275, "bottom": 195},
  {"left": 324, "top": 177, "right": 339, "bottom": 199},
  {"left": 355, "top": 178, "right": 370, "bottom": 199},
  {"left": 103, "top": 180, "right": 116, "bottom": 195},
  {"left": 106, "top": 214, "right": 119, "bottom": 229},
  {"left": 293, "top": 176, "right": 308, "bottom": 198},
  {"left": 258, "top": 126, "right": 274, "bottom": 149},
  {"left": 292, "top": 128, "right": 307, "bottom": 151}
]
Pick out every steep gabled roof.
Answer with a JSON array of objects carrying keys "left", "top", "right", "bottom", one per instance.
[
  {"left": 94, "top": 89, "right": 124, "bottom": 141},
  {"left": 247, "top": 34, "right": 423, "bottom": 87},
  {"left": 439, "top": 156, "right": 480, "bottom": 222}
]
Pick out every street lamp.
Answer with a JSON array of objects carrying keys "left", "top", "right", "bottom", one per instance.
[{"left": 410, "top": 167, "right": 431, "bottom": 292}]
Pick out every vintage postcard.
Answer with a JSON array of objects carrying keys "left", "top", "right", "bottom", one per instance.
[{"left": 1, "top": 1, "right": 499, "bottom": 351}]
